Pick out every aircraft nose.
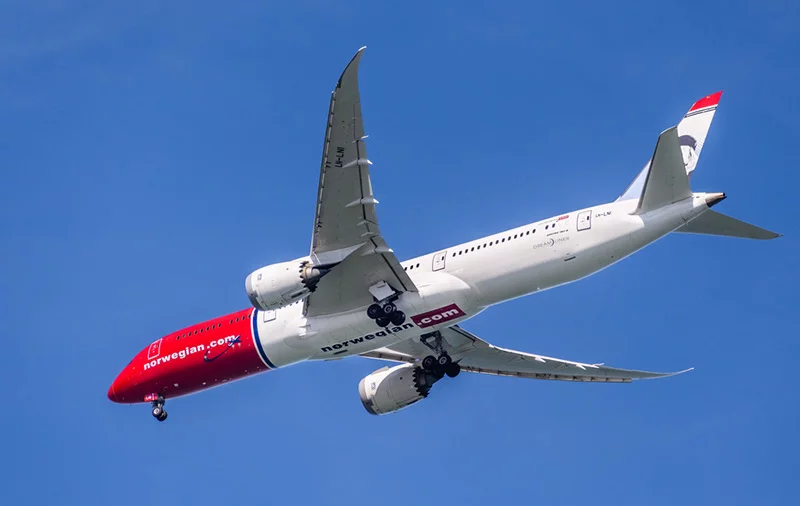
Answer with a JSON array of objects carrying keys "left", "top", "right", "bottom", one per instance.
[
  {"left": 108, "top": 369, "right": 133, "bottom": 403},
  {"left": 108, "top": 374, "right": 124, "bottom": 403},
  {"left": 107, "top": 382, "right": 118, "bottom": 402}
]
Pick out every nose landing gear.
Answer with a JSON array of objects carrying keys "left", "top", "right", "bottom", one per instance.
[{"left": 147, "top": 394, "right": 168, "bottom": 422}]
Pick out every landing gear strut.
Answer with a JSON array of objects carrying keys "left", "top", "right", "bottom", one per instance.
[
  {"left": 150, "top": 395, "right": 168, "bottom": 422},
  {"left": 420, "top": 331, "right": 461, "bottom": 378}
]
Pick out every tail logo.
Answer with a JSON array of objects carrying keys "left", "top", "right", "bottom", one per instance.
[{"left": 679, "top": 134, "right": 699, "bottom": 173}]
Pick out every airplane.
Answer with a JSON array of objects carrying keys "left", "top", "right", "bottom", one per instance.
[{"left": 108, "top": 47, "right": 780, "bottom": 421}]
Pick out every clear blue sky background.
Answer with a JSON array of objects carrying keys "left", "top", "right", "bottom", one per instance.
[{"left": 1, "top": 1, "right": 797, "bottom": 504}]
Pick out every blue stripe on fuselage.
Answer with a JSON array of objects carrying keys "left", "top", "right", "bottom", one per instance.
[{"left": 251, "top": 309, "right": 277, "bottom": 369}]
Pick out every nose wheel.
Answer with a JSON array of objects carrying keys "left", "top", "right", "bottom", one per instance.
[{"left": 149, "top": 395, "right": 168, "bottom": 422}]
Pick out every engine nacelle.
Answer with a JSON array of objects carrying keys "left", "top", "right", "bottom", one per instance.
[
  {"left": 245, "top": 258, "right": 328, "bottom": 311},
  {"left": 358, "top": 364, "right": 441, "bottom": 415}
]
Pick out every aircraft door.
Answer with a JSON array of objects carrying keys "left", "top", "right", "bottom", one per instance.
[
  {"left": 432, "top": 251, "right": 447, "bottom": 271},
  {"left": 577, "top": 210, "right": 592, "bottom": 231}
]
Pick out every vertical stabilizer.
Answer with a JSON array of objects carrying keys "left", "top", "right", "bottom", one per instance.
[
  {"left": 618, "top": 91, "right": 722, "bottom": 201},
  {"left": 634, "top": 127, "right": 692, "bottom": 214}
]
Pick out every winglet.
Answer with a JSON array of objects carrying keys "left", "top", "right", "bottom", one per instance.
[
  {"left": 336, "top": 46, "right": 367, "bottom": 89},
  {"left": 643, "top": 367, "right": 694, "bottom": 380}
]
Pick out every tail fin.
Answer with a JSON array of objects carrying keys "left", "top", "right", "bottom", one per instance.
[
  {"left": 635, "top": 126, "right": 692, "bottom": 213},
  {"left": 618, "top": 91, "right": 723, "bottom": 202},
  {"left": 677, "top": 210, "right": 780, "bottom": 240}
]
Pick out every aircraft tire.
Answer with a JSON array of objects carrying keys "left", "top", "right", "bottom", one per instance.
[
  {"left": 422, "top": 355, "right": 437, "bottom": 371},
  {"left": 389, "top": 310, "right": 406, "bottom": 326},
  {"left": 367, "top": 304, "right": 382, "bottom": 319},
  {"left": 445, "top": 363, "right": 461, "bottom": 378}
]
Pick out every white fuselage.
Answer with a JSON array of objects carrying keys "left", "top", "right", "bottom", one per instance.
[{"left": 254, "top": 194, "right": 715, "bottom": 367}]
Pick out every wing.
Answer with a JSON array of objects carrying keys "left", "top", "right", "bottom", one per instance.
[
  {"left": 361, "top": 326, "right": 691, "bottom": 382},
  {"left": 305, "top": 47, "right": 416, "bottom": 317}
]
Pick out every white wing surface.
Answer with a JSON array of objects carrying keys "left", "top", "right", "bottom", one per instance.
[
  {"left": 362, "top": 326, "right": 691, "bottom": 382},
  {"left": 305, "top": 47, "right": 416, "bottom": 317}
]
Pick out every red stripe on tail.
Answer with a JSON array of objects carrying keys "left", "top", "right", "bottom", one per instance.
[{"left": 688, "top": 91, "right": 723, "bottom": 112}]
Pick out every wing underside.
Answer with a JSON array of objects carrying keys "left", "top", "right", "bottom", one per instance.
[
  {"left": 361, "top": 326, "right": 691, "bottom": 382},
  {"left": 305, "top": 47, "right": 416, "bottom": 317}
]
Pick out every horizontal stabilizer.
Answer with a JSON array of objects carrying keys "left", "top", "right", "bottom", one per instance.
[
  {"left": 677, "top": 210, "right": 780, "bottom": 240},
  {"left": 635, "top": 127, "right": 692, "bottom": 214}
]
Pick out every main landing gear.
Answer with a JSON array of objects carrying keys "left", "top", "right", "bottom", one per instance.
[
  {"left": 149, "top": 394, "right": 168, "bottom": 422},
  {"left": 420, "top": 331, "right": 461, "bottom": 378},
  {"left": 366, "top": 281, "right": 407, "bottom": 328},
  {"left": 367, "top": 300, "right": 406, "bottom": 328}
]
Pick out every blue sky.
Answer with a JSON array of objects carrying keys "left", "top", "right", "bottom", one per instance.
[{"left": 1, "top": 1, "right": 798, "bottom": 504}]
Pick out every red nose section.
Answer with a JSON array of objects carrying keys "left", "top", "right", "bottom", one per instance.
[
  {"left": 107, "top": 308, "right": 272, "bottom": 405},
  {"left": 108, "top": 368, "right": 135, "bottom": 403},
  {"left": 107, "top": 383, "right": 118, "bottom": 402}
]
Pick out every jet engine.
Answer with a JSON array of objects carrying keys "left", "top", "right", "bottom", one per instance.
[
  {"left": 245, "top": 258, "right": 329, "bottom": 311},
  {"left": 358, "top": 364, "right": 442, "bottom": 415}
]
